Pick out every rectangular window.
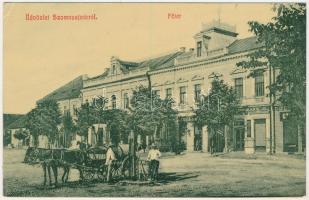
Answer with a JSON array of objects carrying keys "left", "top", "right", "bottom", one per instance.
[
  {"left": 123, "top": 93, "right": 129, "bottom": 109},
  {"left": 247, "top": 120, "right": 251, "bottom": 138},
  {"left": 194, "top": 84, "right": 201, "bottom": 103},
  {"left": 166, "top": 88, "right": 172, "bottom": 99},
  {"left": 72, "top": 105, "right": 77, "bottom": 116},
  {"left": 197, "top": 41, "right": 202, "bottom": 57},
  {"left": 111, "top": 95, "right": 116, "bottom": 109},
  {"left": 153, "top": 90, "right": 160, "bottom": 96},
  {"left": 255, "top": 72, "right": 264, "bottom": 97},
  {"left": 179, "top": 86, "right": 187, "bottom": 104},
  {"left": 235, "top": 78, "right": 244, "bottom": 98}
]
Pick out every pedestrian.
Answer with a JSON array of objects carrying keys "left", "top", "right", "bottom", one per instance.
[
  {"left": 147, "top": 143, "right": 161, "bottom": 181},
  {"left": 105, "top": 144, "right": 116, "bottom": 183}
]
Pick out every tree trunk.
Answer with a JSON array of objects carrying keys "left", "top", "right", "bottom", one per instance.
[
  {"left": 297, "top": 124, "right": 303, "bottom": 153},
  {"left": 224, "top": 125, "right": 228, "bottom": 153}
]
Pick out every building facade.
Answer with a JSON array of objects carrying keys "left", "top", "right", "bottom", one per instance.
[{"left": 81, "top": 21, "right": 302, "bottom": 154}]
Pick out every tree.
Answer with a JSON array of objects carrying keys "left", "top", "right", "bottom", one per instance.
[
  {"left": 25, "top": 100, "right": 62, "bottom": 147},
  {"left": 75, "top": 100, "right": 98, "bottom": 143},
  {"left": 101, "top": 109, "right": 130, "bottom": 145},
  {"left": 237, "top": 3, "right": 306, "bottom": 125},
  {"left": 195, "top": 78, "right": 239, "bottom": 153},
  {"left": 62, "top": 113, "right": 75, "bottom": 147},
  {"left": 4, "top": 130, "right": 11, "bottom": 146},
  {"left": 13, "top": 129, "right": 29, "bottom": 141},
  {"left": 129, "top": 85, "right": 177, "bottom": 145}
]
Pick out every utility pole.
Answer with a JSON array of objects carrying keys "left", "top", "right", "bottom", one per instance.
[{"left": 129, "top": 130, "right": 136, "bottom": 179}]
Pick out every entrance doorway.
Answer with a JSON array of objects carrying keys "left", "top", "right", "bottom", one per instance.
[
  {"left": 97, "top": 128, "right": 104, "bottom": 145},
  {"left": 254, "top": 119, "right": 266, "bottom": 151},
  {"left": 194, "top": 125, "right": 202, "bottom": 151}
]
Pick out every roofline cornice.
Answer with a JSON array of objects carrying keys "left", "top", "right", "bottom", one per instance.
[{"left": 148, "top": 48, "right": 262, "bottom": 76}]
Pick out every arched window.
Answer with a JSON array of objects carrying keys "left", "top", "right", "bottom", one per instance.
[{"left": 111, "top": 95, "right": 116, "bottom": 109}]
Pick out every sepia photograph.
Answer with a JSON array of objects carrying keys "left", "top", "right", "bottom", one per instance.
[{"left": 2, "top": 2, "right": 306, "bottom": 198}]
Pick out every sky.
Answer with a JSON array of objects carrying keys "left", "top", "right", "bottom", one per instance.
[{"left": 3, "top": 3, "right": 276, "bottom": 114}]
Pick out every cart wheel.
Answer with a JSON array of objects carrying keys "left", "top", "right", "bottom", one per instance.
[
  {"left": 121, "top": 156, "right": 130, "bottom": 178},
  {"left": 111, "top": 161, "right": 122, "bottom": 178},
  {"left": 97, "top": 166, "right": 107, "bottom": 182},
  {"left": 121, "top": 155, "right": 139, "bottom": 178},
  {"left": 83, "top": 169, "right": 95, "bottom": 181}
]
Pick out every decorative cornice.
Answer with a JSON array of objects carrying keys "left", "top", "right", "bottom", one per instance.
[
  {"left": 82, "top": 74, "right": 146, "bottom": 90},
  {"left": 177, "top": 77, "right": 189, "bottom": 83},
  {"left": 208, "top": 72, "right": 223, "bottom": 79},
  {"left": 164, "top": 80, "right": 175, "bottom": 85},
  {"left": 230, "top": 68, "right": 247, "bottom": 75},
  {"left": 149, "top": 50, "right": 257, "bottom": 76},
  {"left": 191, "top": 75, "right": 204, "bottom": 81}
]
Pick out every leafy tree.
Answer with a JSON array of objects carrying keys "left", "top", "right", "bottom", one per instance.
[
  {"left": 13, "top": 129, "right": 29, "bottom": 141},
  {"left": 195, "top": 78, "right": 239, "bottom": 152},
  {"left": 75, "top": 100, "right": 98, "bottom": 143},
  {"left": 93, "top": 96, "right": 130, "bottom": 145},
  {"left": 129, "top": 85, "right": 177, "bottom": 144},
  {"left": 62, "top": 113, "right": 75, "bottom": 147},
  {"left": 101, "top": 109, "right": 130, "bottom": 145},
  {"left": 237, "top": 3, "right": 306, "bottom": 125},
  {"left": 25, "top": 100, "right": 62, "bottom": 147},
  {"left": 4, "top": 130, "right": 11, "bottom": 146},
  {"left": 75, "top": 96, "right": 126, "bottom": 145}
]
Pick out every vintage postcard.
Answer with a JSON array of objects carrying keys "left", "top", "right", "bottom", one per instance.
[{"left": 2, "top": 2, "right": 306, "bottom": 198}]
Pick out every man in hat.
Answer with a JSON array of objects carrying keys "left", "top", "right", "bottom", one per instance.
[
  {"left": 147, "top": 143, "right": 161, "bottom": 181},
  {"left": 105, "top": 144, "right": 116, "bottom": 183}
]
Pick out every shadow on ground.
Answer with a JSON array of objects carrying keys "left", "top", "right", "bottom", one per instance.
[{"left": 157, "top": 172, "right": 199, "bottom": 184}]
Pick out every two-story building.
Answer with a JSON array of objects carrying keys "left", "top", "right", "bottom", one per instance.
[{"left": 81, "top": 20, "right": 301, "bottom": 154}]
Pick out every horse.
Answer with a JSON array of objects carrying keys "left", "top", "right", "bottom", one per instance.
[
  {"left": 23, "top": 147, "right": 61, "bottom": 186},
  {"left": 23, "top": 147, "right": 87, "bottom": 187},
  {"left": 60, "top": 149, "right": 87, "bottom": 183}
]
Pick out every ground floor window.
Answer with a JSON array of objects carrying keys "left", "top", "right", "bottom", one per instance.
[{"left": 254, "top": 119, "right": 266, "bottom": 151}]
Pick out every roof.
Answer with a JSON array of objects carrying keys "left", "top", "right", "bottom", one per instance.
[
  {"left": 37, "top": 75, "right": 85, "bottom": 104},
  {"left": 3, "top": 114, "right": 25, "bottom": 130},
  {"left": 89, "top": 68, "right": 110, "bottom": 80},
  {"left": 88, "top": 36, "right": 263, "bottom": 81},
  {"left": 140, "top": 51, "right": 183, "bottom": 71},
  {"left": 88, "top": 51, "right": 184, "bottom": 81},
  {"left": 116, "top": 51, "right": 183, "bottom": 71},
  {"left": 227, "top": 36, "right": 264, "bottom": 54},
  {"left": 7, "top": 115, "right": 27, "bottom": 129},
  {"left": 118, "top": 60, "right": 139, "bottom": 69}
]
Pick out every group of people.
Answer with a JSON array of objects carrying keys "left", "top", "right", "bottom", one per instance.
[
  {"left": 106, "top": 143, "right": 162, "bottom": 182},
  {"left": 68, "top": 140, "right": 162, "bottom": 183}
]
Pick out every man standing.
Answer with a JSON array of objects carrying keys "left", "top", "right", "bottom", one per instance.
[
  {"left": 105, "top": 144, "right": 116, "bottom": 183},
  {"left": 147, "top": 143, "right": 161, "bottom": 181}
]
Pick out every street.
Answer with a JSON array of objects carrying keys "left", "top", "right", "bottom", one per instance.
[{"left": 3, "top": 148, "right": 306, "bottom": 197}]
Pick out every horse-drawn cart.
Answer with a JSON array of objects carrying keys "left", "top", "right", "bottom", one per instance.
[
  {"left": 80, "top": 145, "right": 128, "bottom": 182},
  {"left": 23, "top": 145, "right": 150, "bottom": 186}
]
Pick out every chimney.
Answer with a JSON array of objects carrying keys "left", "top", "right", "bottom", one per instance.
[{"left": 179, "top": 47, "right": 186, "bottom": 52}]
